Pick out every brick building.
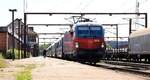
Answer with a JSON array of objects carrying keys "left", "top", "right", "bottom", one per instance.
[{"left": 0, "top": 18, "right": 39, "bottom": 58}]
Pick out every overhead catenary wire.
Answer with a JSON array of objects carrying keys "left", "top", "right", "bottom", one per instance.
[
  {"left": 117, "top": 0, "right": 147, "bottom": 30},
  {"left": 23, "top": 0, "right": 28, "bottom": 13},
  {"left": 122, "top": 0, "right": 148, "bottom": 13},
  {"left": 76, "top": 0, "right": 84, "bottom": 11},
  {"left": 80, "top": 0, "right": 94, "bottom": 12}
]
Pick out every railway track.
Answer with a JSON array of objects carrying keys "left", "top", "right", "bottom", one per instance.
[{"left": 94, "top": 60, "right": 150, "bottom": 77}]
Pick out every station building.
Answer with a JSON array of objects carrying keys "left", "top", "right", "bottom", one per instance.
[{"left": 0, "top": 18, "right": 39, "bottom": 58}]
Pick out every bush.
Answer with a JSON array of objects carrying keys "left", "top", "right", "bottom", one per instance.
[
  {"left": 6, "top": 49, "right": 31, "bottom": 59},
  {"left": 0, "top": 54, "right": 7, "bottom": 68},
  {"left": 16, "top": 64, "right": 36, "bottom": 80},
  {"left": 5, "top": 51, "right": 12, "bottom": 59}
]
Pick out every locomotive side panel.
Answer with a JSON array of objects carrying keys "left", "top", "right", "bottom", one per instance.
[{"left": 63, "top": 32, "right": 74, "bottom": 59}]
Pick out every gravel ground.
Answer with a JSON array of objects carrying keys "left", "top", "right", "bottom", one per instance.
[
  {"left": 0, "top": 57, "right": 150, "bottom": 80},
  {"left": 0, "top": 57, "right": 44, "bottom": 80},
  {"left": 31, "top": 57, "right": 150, "bottom": 80}
]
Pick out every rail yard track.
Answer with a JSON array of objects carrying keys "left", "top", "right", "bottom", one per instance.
[{"left": 93, "top": 60, "right": 150, "bottom": 77}]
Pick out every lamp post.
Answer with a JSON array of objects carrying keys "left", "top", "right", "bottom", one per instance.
[
  {"left": 18, "top": 19, "right": 22, "bottom": 59},
  {"left": 9, "top": 9, "right": 17, "bottom": 60}
]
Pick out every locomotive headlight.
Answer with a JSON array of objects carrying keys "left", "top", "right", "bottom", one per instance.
[
  {"left": 75, "top": 42, "right": 79, "bottom": 48},
  {"left": 101, "top": 43, "right": 105, "bottom": 48},
  {"left": 94, "top": 39, "right": 100, "bottom": 42}
]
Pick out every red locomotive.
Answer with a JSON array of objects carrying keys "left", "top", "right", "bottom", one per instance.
[
  {"left": 73, "top": 22, "right": 105, "bottom": 63},
  {"left": 47, "top": 22, "right": 106, "bottom": 64}
]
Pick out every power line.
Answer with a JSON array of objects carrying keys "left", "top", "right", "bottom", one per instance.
[
  {"left": 23, "top": 0, "right": 28, "bottom": 13},
  {"left": 139, "top": 0, "right": 148, "bottom": 5},
  {"left": 81, "top": 0, "right": 94, "bottom": 12},
  {"left": 78, "top": 0, "right": 84, "bottom": 9}
]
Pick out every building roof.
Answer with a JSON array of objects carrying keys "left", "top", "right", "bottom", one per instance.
[
  {"left": 28, "top": 27, "right": 38, "bottom": 36},
  {"left": 0, "top": 18, "right": 38, "bottom": 43},
  {"left": 0, "top": 26, "right": 7, "bottom": 32},
  {"left": 129, "top": 27, "right": 150, "bottom": 38}
]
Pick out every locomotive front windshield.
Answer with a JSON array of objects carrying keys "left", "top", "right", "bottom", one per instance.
[{"left": 75, "top": 25, "right": 104, "bottom": 38}]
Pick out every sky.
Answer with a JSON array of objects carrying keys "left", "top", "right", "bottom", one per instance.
[{"left": 0, "top": 0, "right": 150, "bottom": 43}]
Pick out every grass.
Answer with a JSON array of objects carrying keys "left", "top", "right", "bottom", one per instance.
[
  {"left": 0, "top": 54, "right": 7, "bottom": 68},
  {"left": 16, "top": 64, "right": 36, "bottom": 80}
]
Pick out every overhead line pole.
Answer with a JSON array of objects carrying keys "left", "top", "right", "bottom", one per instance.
[
  {"left": 38, "top": 33, "right": 64, "bottom": 35},
  {"left": 24, "top": 13, "right": 27, "bottom": 58},
  {"left": 129, "top": 19, "right": 132, "bottom": 35},
  {"left": 27, "top": 23, "right": 127, "bottom": 26},
  {"left": 25, "top": 12, "right": 147, "bottom": 28},
  {"left": 24, "top": 12, "right": 148, "bottom": 56},
  {"left": 24, "top": 12, "right": 146, "bottom": 15},
  {"left": 105, "top": 37, "right": 128, "bottom": 38},
  {"left": 9, "top": 9, "right": 17, "bottom": 60},
  {"left": 28, "top": 24, "right": 72, "bottom": 26},
  {"left": 145, "top": 13, "right": 148, "bottom": 28},
  {"left": 116, "top": 24, "right": 119, "bottom": 53},
  {"left": 39, "top": 38, "right": 59, "bottom": 39},
  {"left": 18, "top": 19, "right": 22, "bottom": 59}
]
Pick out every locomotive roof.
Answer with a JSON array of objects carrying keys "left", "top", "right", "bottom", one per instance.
[
  {"left": 129, "top": 27, "right": 150, "bottom": 38},
  {"left": 74, "top": 22, "right": 102, "bottom": 27}
]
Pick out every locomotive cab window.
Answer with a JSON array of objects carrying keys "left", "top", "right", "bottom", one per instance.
[
  {"left": 77, "top": 26, "right": 90, "bottom": 37},
  {"left": 90, "top": 26, "right": 102, "bottom": 38},
  {"left": 90, "top": 26, "right": 101, "bottom": 30},
  {"left": 75, "top": 25, "right": 103, "bottom": 38}
]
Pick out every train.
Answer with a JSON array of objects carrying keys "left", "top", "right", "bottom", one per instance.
[
  {"left": 128, "top": 27, "right": 150, "bottom": 62},
  {"left": 104, "top": 27, "right": 150, "bottom": 62},
  {"left": 46, "top": 19, "right": 150, "bottom": 63},
  {"left": 46, "top": 22, "right": 106, "bottom": 64}
]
